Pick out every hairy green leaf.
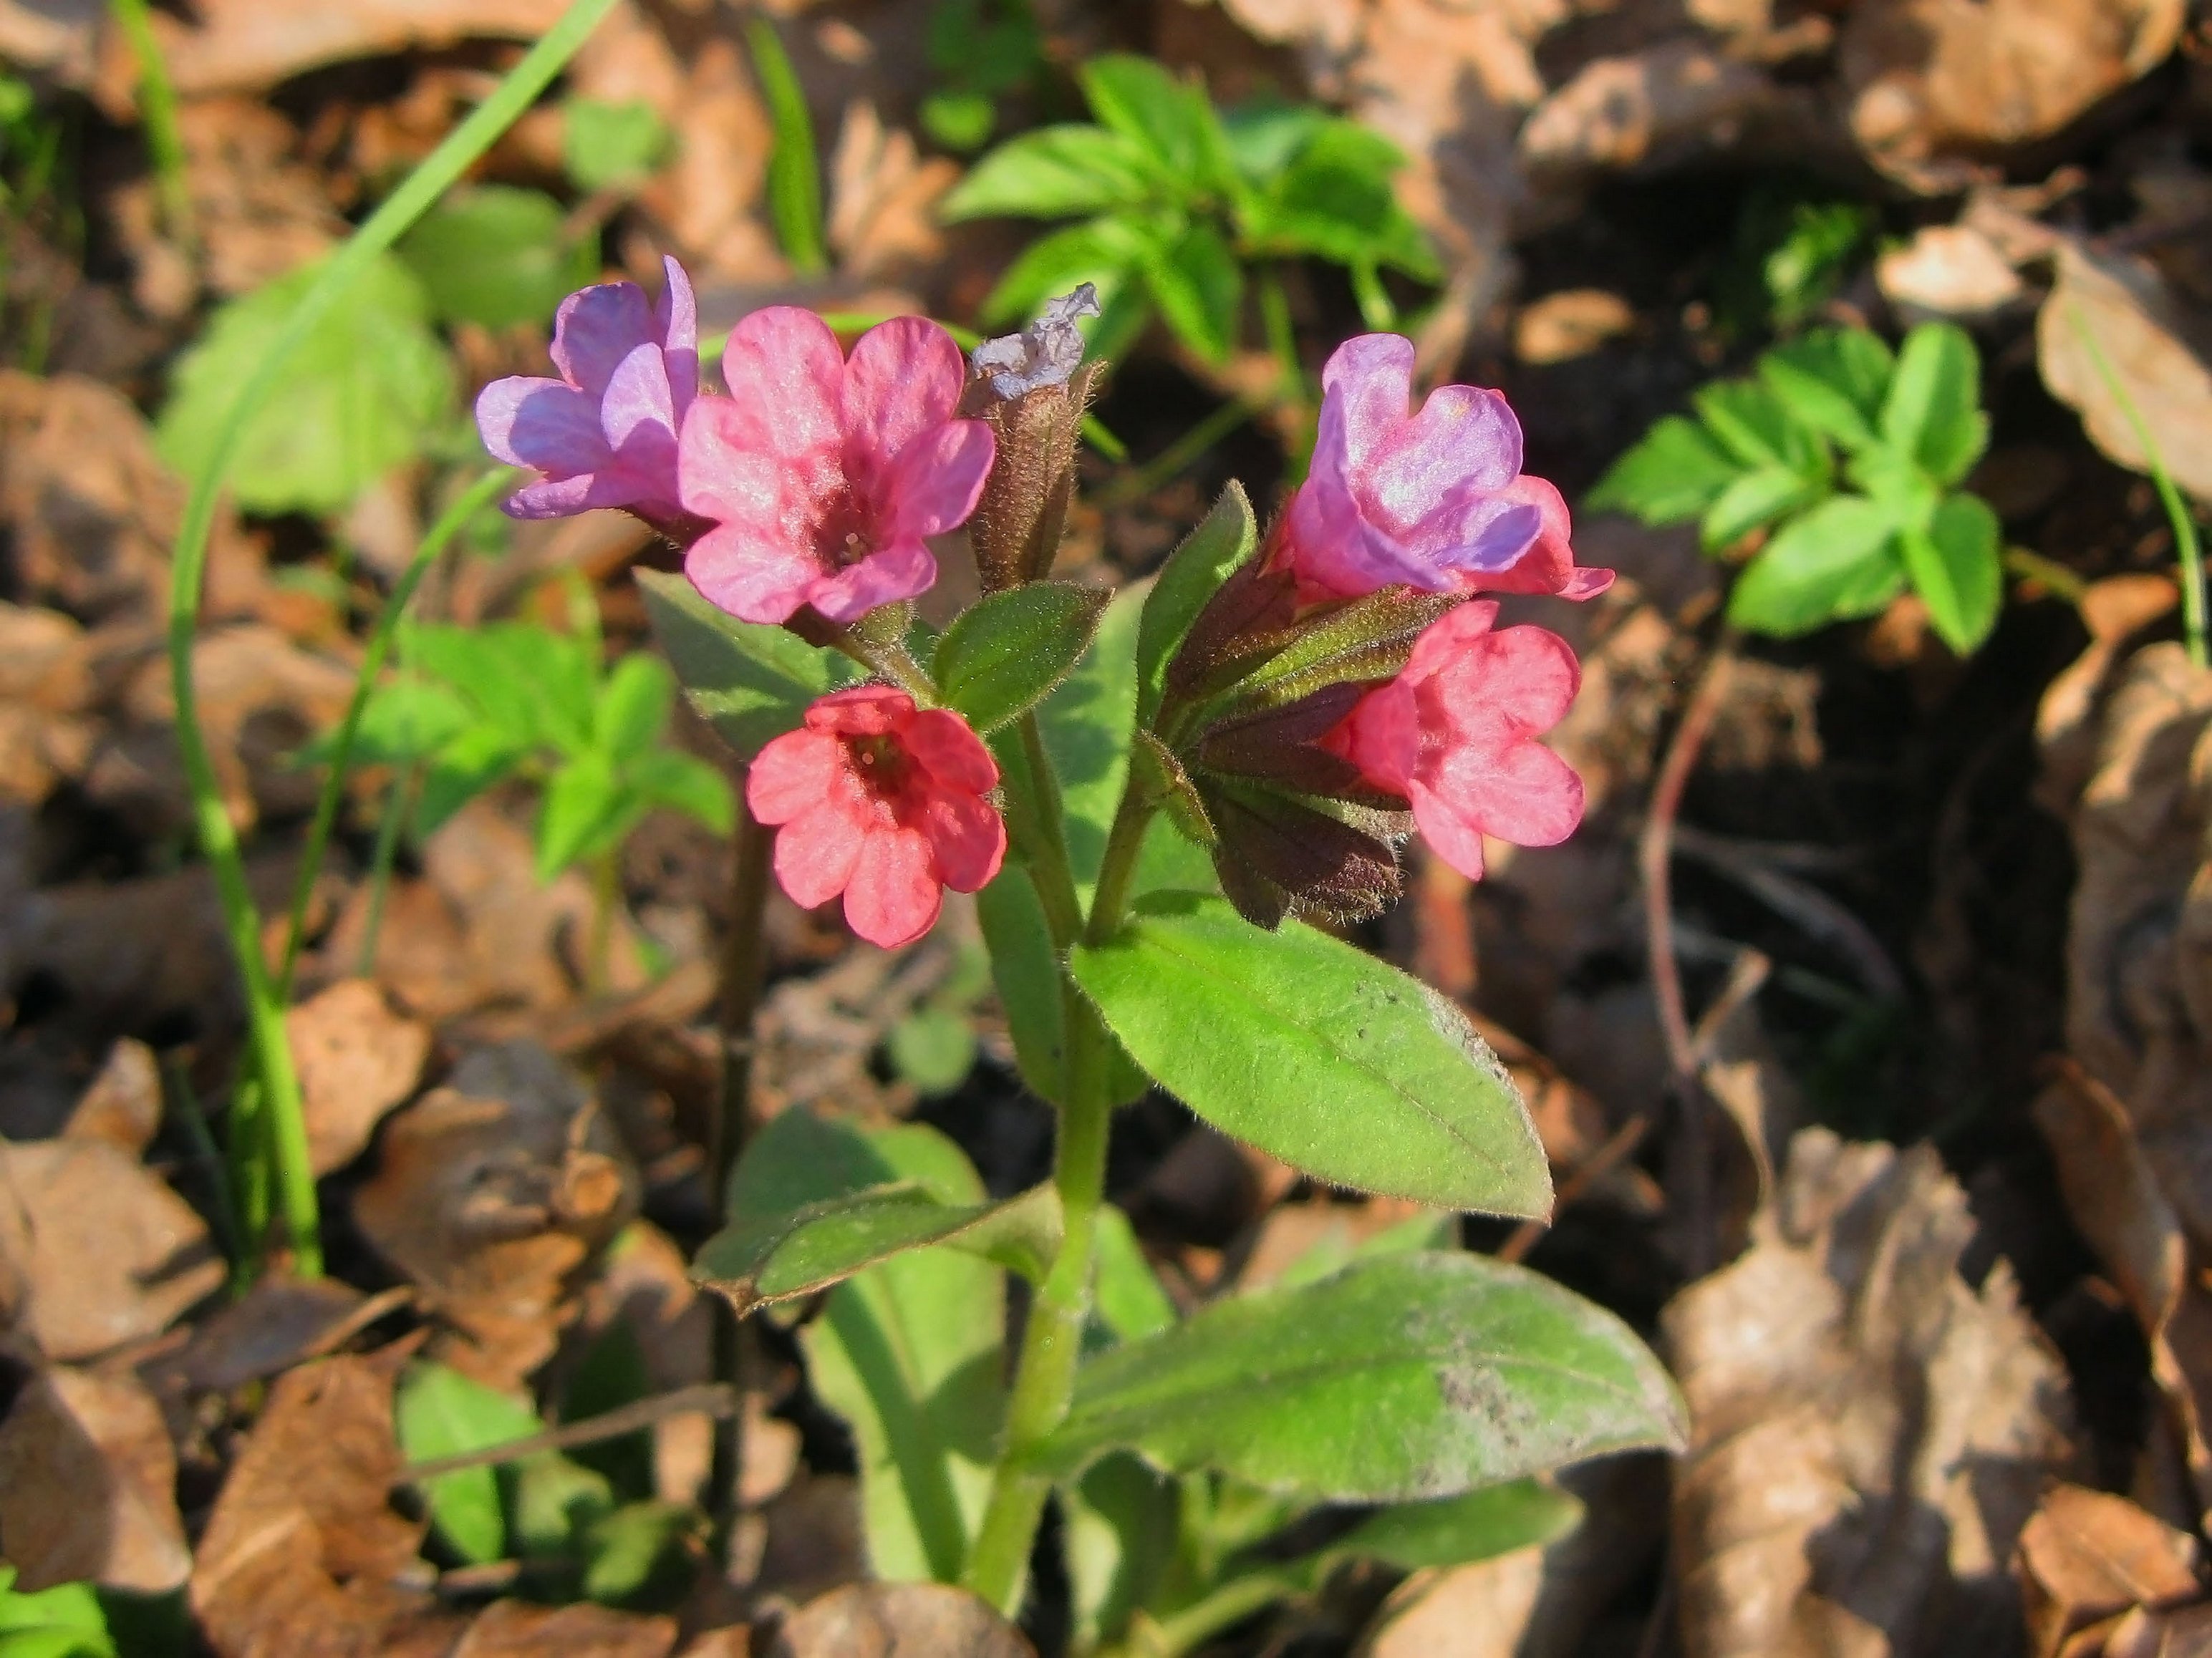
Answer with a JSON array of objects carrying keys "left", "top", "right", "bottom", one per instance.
[
  {"left": 1071, "top": 893, "right": 1549, "bottom": 1213},
  {"left": 636, "top": 568, "right": 851, "bottom": 758},
  {"left": 1136, "top": 482, "right": 1259, "bottom": 727},
  {"left": 936, "top": 583, "right": 1108, "bottom": 731}
]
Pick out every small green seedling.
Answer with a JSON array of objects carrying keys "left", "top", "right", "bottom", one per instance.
[
  {"left": 344, "top": 604, "right": 733, "bottom": 984},
  {"left": 1590, "top": 321, "right": 2005, "bottom": 654},
  {"left": 942, "top": 56, "right": 1439, "bottom": 369},
  {"left": 1716, "top": 183, "right": 1873, "bottom": 336},
  {"left": 563, "top": 96, "right": 673, "bottom": 193},
  {"left": 920, "top": 0, "right": 1045, "bottom": 152},
  {"left": 0, "top": 1566, "right": 115, "bottom": 1658}
]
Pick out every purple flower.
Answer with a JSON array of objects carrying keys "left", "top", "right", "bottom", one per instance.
[{"left": 475, "top": 256, "right": 699, "bottom": 525}]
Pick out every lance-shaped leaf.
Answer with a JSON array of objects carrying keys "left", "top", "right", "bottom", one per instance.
[
  {"left": 1164, "top": 551, "right": 1301, "bottom": 709},
  {"left": 637, "top": 568, "right": 851, "bottom": 759},
  {"left": 1136, "top": 481, "right": 1257, "bottom": 726},
  {"left": 1197, "top": 585, "right": 1458, "bottom": 723},
  {"left": 934, "top": 581, "right": 1107, "bottom": 732},
  {"left": 1030, "top": 1251, "right": 1686, "bottom": 1499},
  {"left": 694, "top": 1109, "right": 1058, "bottom": 1314},
  {"left": 1070, "top": 893, "right": 1545, "bottom": 1209}
]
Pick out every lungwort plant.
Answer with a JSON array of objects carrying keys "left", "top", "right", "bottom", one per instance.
[
  {"left": 474, "top": 246, "right": 1681, "bottom": 1642},
  {"left": 1591, "top": 321, "right": 2006, "bottom": 654}
]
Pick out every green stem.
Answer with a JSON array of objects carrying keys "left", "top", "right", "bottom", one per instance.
[
  {"left": 110, "top": 0, "right": 193, "bottom": 251},
  {"left": 278, "top": 469, "right": 513, "bottom": 997},
  {"left": 1131, "top": 1572, "right": 1301, "bottom": 1658},
  {"left": 226, "top": 1077, "right": 269, "bottom": 1279},
  {"left": 962, "top": 767, "right": 1156, "bottom": 1613},
  {"left": 163, "top": 0, "right": 620, "bottom": 1282}
]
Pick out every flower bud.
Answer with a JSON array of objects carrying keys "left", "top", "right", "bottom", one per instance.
[{"left": 964, "top": 286, "right": 1103, "bottom": 591}]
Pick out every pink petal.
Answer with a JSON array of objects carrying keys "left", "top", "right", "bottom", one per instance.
[
  {"left": 551, "top": 281, "right": 657, "bottom": 395},
  {"left": 600, "top": 341, "right": 681, "bottom": 510},
  {"left": 655, "top": 255, "right": 699, "bottom": 422},
  {"left": 883, "top": 419, "right": 995, "bottom": 540},
  {"left": 1401, "top": 601, "right": 1501, "bottom": 684},
  {"left": 1323, "top": 677, "right": 1420, "bottom": 798},
  {"left": 1401, "top": 495, "right": 1542, "bottom": 578},
  {"left": 478, "top": 377, "right": 609, "bottom": 474},
  {"left": 844, "top": 827, "right": 942, "bottom": 948},
  {"left": 1424, "top": 729, "right": 1585, "bottom": 849},
  {"left": 806, "top": 685, "right": 913, "bottom": 737},
  {"left": 1315, "top": 334, "right": 1416, "bottom": 475},
  {"left": 840, "top": 317, "right": 967, "bottom": 488},
  {"left": 1474, "top": 477, "right": 1614, "bottom": 600},
  {"left": 680, "top": 398, "right": 843, "bottom": 549},
  {"left": 503, "top": 472, "right": 601, "bottom": 520},
  {"left": 719, "top": 306, "right": 845, "bottom": 465},
  {"left": 902, "top": 708, "right": 999, "bottom": 796},
  {"left": 1409, "top": 780, "right": 1489, "bottom": 882},
  {"left": 1361, "top": 385, "right": 1523, "bottom": 531},
  {"left": 1409, "top": 623, "right": 1585, "bottom": 850},
  {"left": 748, "top": 727, "right": 846, "bottom": 823},
  {"left": 804, "top": 538, "right": 937, "bottom": 624},
  {"left": 1280, "top": 475, "right": 1440, "bottom": 599},
  {"left": 685, "top": 523, "right": 822, "bottom": 625},
  {"left": 774, "top": 803, "right": 869, "bottom": 911},
  {"left": 916, "top": 787, "right": 1006, "bottom": 893}
]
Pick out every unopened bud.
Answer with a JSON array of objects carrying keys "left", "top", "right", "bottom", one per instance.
[{"left": 965, "top": 287, "right": 1104, "bottom": 591}]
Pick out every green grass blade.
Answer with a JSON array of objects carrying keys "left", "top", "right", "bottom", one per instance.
[
  {"left": 164, "top": 0, "right": 623, "bottom": 1279},
  {"left": 746, "top": 16, "right": 829, "bottom": 276},
  {"left": 110, "top": 0, "right": 194, "bottom": 251}
]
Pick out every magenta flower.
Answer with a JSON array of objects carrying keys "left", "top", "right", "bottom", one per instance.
[
  {"left": 1323, "top": 601, "right": 1585, "bottom": 882},
  {"left": 746, "top": 686, "right": 1006, "bottom": 949},
  {"left": 475, "top": 256, "right": 697, "bottom": 525},
  {"left": 1275, "top": 334, "right": 1612, "bottom": 605},
  {"left": 679, "top": 310, "right": 995, "bottom": 626}
]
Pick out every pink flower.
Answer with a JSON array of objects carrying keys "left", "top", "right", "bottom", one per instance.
[
  {"left": 476, "top": 256, "right": 697, "bottom": 525},
  {"left": 747, "top": 686, "right": 1006, "bottom": 949},
  {"left": 679, "top": 310, "right": 995, "bottom": 626},
  {"left": 1277, "top": 334, "right": 1612, "bottom": 605},
  {"left": 1323, "top": 602, "right": 1584, "bottom": 881}
]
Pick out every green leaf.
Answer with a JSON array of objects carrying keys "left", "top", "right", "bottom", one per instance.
[
  {"left": 699, "top": 1113, "right": 1058, "bottom": 1313},
  {"left": 799, "top": 1128, "right": 1006, "bottom": 1582},
  {"left": 1690, "top": 378, "right": 1822, "bottom": 475},
  {"left": 889, "top": 1007, "right": 979, "bottom": 1095},
  {"left": 1727, "top": 494, "right": 1908, "bottom": 637},
  {"left": 922, "top": 89, "right": 999, "bottom": 152},
  {"left": 561, "top": 1312, "right": 655, "bottom": 1498},
  {"left": 155, "top": 253, "right": 454, "bottom": 515},
  {"left": 412, "top": 620, "right": 596, "bottom": 751},
  {"left": 415, "top": 724, "right": 527, "bottom": 837},
  {"left": 1136, "top": 483, "right": 1257, "bottom": 729},
  {"left": 636, "top": 568, "right": 852, "bottom": 758},
  {"left": 511, "top": 1449, "right": 616, "bottom": 1558},
  {"left": 1078, "top": 55, "right": 1212, "bottom": 182},
  {"left": 1034, "top": 1251, "right": 1686, "bottom": 1499},
  {"left": 976, "top": 215, "right": 1147, "bottom": 330},
  {"left": 0, "top": 1571, "right": 115, "bottom": 1658},
  {"left": 1037, "top": 585, "right": 1146, "bottom": 901},
  {"left": 1220, "top": 99, "right": 1330, "bottom": 185},
  {"left": 1070, "top": 893, "right": 1550, "bottom": 1214},
  {"left": 941, "top": 125, "right": 1160, "bottom": 221},
  {"left": 594, "top": 653, "right": 677, "bottom": 755},
  {"left": 1145, "top": 219, "right": 1243, "bottom": 365},
  {"left": 1699, "top": 465, "right": 1825, "bottom": 552},
  {"left": 745, "top": 16, "right": 827, "bottom": 276},
  {"left": 935, "top": 583, "right": 1109, "bottom": 732},
  {"left": 1064, "top": 1453, "right": 1177, "bottom": 1649},
  {"left": 1245, "top": 120, "right": 1439, "bottom": 281},
  {"left": 628, "top": 748, "right": 735, "bottom": 833},
  {"left": 563, "top": 97, "right": 672, "bottom": 192},
  {"left": 536, "top": 751, "right": 625, "bottom": 880},
  {"left": 1881, "top": 322, "right": 1988, "bottom": 487},
  {"left": 1093, "top": 1203, "right": 1176, "bottom": 1344},
  {"left": 397, "top": 185, "right": 581, "bottom": 329},
  {"left": 579, "top": 1500, "right": 700, "bottom": 1605},
  {"left": 396, "top": 1362, "right": 544, "bottom": 1564},
  {"left": 1902, "top": 492, "right": 2003, "bottom": 654},
  {"left": 347, "top": 678, "right": 472, "bottom": 765},
  {"left": 1758, "top": 326, "right": 1894, "bottom": 452},
  {"left": 1585, "top": 416, "right": 1742, "bottom": 525},
  {"left": 975, "top": 866, "right": 1068, "bottom": 1103},
  {"left": 1323, "top": 1478, "right": 1583, "bottom": 1573}
]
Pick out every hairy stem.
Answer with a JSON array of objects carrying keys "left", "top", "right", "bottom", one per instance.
[{"left": 163, "top": 0, "right": 622, "bottom": 1281}]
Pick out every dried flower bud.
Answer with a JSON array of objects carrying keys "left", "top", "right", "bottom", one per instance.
[{"left": 964, "top": 289, "right": 1104, "bottom": 591}]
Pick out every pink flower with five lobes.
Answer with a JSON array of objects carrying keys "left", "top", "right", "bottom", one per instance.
[
  {"left": 475, "top": 255, "right": 698, "bottom": 526},
  {"left": 1323, "top": 601, "right": 1584, "bottom": 883},
  {"left": 678, "top": 309, "right": 995, "bottom": 626},
  {"left": 1275, "top": 334, "right": 1612, "bottom": 606},
  {"left": 746, "top": 686, "right": 1007, "bottom": 950}
]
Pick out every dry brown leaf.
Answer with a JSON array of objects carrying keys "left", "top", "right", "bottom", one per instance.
[
  {"left": 60, "top": 1037, "right": 161, "bottom": 1155},
  {"left": 189, "top": 1351, "right": 458, "bottom": 1658},
  {"left": 2038, "top": 245, "right": 2212, "bottom": 502},
  {"left": 2018, "top": 1484, "right": 2203, "bottom": 1657},
  {"left": 1361, "top": 1548, "right": 1547, "bottom": 1657},
  {"left": 1664, "top": 1127, "right": 2072, "bottom": 1657},
  {"left": 286, "top": 978, "right": 430, "bottom": 1176},
  {"left": 0, "top": 1138, "right": 223, "bottom": 1362},
  {"left": 1237, "top": 1197, "right": 1443, "bottom": 1289},
  {"left": 0, "top": 371, "right": 261, "bottom": 625},
  {"left": 160, "top": 1276, "right": 408, "bottom": 1394},
  {"left": 625, "top": 35, "right": 784, "bottom": 285},
  {"left": 0, "top": 1365, "right": 189, "bottom": 1593},
  {"left": 353, "top": 1041, "right": 639, "bottom": 1390},
  {"left": 1520, "top": 42, "right": 1778, "bottom": 183},
  {"left": 1841, "top": 0, "right": 2182, "bottom": 190},
  {"left": 826, "top": 102, "right": 957, "bottom": 281},
  {"left": 89, "top": 0, "right": 569, "bottom": 102},
  {"left": 1878, "top": 223, "right": 2029, "bottom": 319},
  {"left": 750, "top": 1474, "right": 866, "bottom": 1606},
  {"left": 450, "top": 1598, "right": 677, "bottom": 1657},
  {"left": 1513, "top": 289, "right": 1636, "bottom": 364},
  {"left": 766, "top": 1581, "right": 1035, "bottom": 1658}
]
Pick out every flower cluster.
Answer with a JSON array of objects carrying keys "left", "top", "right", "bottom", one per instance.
[{"left": 477, "top": 258, "right": 1605, "bottom": 943}]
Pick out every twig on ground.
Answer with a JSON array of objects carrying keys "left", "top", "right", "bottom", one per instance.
[{"left": 397, "top": 1382, "right": 737, "bottom": 1483}]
